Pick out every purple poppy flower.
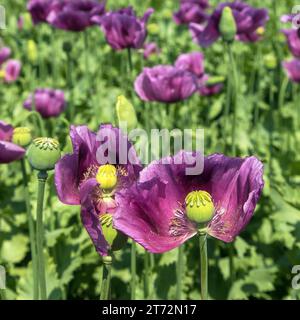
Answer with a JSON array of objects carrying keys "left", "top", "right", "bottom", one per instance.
[
  {"left": 0, "top": 47, "right": 11, "bottom": 66},
  {"left": 27, "top": 0, "right": 54, "bottom": 24},
  {"left": 46, "top": 0, "right": 106, "bottom": 32},
  {"left": 283, "top": 59, "right": 300, "bottom": 83},
  {"left": 2, "top": 60, "right": 22, "bottom": 83},
  {"left": 114, "top": 151, "right": 264, "bottom": 253},
  {"left": 0, "top": 121, "right": 25, "bottom": 164},
  {"left": 92, "top": 6, "right": 154, "bottom": 50},
  {"left": 173, "top": 0, "right": 209, "bottom": 25},
  {"left": 55, "top": 124, "right": 142, "bottom": 256},
  {"left": 175, "top": 52, "right": 205, "bottom": 78},
  {"left": 282, "top": 29, "right": 300, "bottom": 58},
  {"left": 143, "top": 42, "right": 160, "bottom": 60},
  {"left": 192, "top": 1, "right": 269, "bottom": 47},
  {"left": 24, "top": 88, "right": 66, "bottom": 118},
  {"left": 134, "top": 65, "right": 198, "bottom": 103}
]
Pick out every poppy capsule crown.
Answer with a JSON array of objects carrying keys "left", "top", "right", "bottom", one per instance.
[
  {"left": 185, "top": 190, "right": 215, "bottom": 224},
  {"left": 96, "top": 164, "right": 118, "bottom": 191}
]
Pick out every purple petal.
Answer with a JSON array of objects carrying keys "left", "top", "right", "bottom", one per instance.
[{"left": 0, "top": 141, "right": 25, "bottom": 164}]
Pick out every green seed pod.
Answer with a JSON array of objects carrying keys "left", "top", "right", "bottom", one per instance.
[
  {"left": 147, "top": 23, "right": 159, "bottom": 35},
  {"left": 219, "top": 6, "right": 237, "bottom": 43},
  {"left": 206, "top": 76, "right": 225, "bottom": 86},
  {"left": 100, "top": 214, "right": 127, "bottom": 251},
  {"left": 27, "top": 137, "right": 61, "bottom": 171},
  {"left": 185, "top": 191, "right": 215, "bottom": 224},
  {"left": 263, "top": 53, "right": 277, "bottom": 70},
  {"left": 12, "top": 127, "right": 32, "bottom": 147},
  {"left": 27, "top": 40, "right": 38, "bottom": 63},
  {"left": 116, "top": 95, "right": 138, "bottom": 132}
]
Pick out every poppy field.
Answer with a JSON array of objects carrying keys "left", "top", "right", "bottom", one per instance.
[{"left": 0, "top": 0, "right": 300, "bottom": 301}]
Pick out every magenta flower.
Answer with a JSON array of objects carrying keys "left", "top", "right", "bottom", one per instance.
[
  {"left": 92, "top": 6, "right": 154, "bottom": 50},
  {"left": 134, "top": 65, "right": 198, "bottom": 103},
  {"left": 27, "top": 0, "right": 54, "bottom": 24},
  {"left": 0, "top": 47, "right": 11, "bottom": 65},
  {"left": 173, "top": 0, "right": 209, "bottom": 25},
  {"left": 282, "top": 29, "right": 300, "bottom": 58},
  {"left": 55, "top": 124, "right": 142, "bottom": 256},
  {"left": 191, "top": 1, "right": 269, "bottom": 47},
  {"left": 175, "top": 51, "right": 205, "bottom": 78},
  {"left": 2, "top": 60, "right": 22, "bottom": 83},
  {"left": 47, "top": 0, "right": 106, "bottom": 32},
  {"left": 283, "top": 59, "right": 300, "bottom": 83},
  {"left": 143, "top": 42, "right": 160, "bottom": 60},
  {"left": 0, "top": 121, "right": 25, "bottom": 164},
  {"left": 114, "top": 151, "right": 264, "bottom": 253},
  {"left": 24, "top": 88, "right": 66, "bottom": 118}
]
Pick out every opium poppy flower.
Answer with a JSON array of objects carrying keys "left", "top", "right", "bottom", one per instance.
[
  {"left": 114, "top": 151, "right": 264, "bottom": 253},
  {"left": 55, "top": 124, "right": 142, "bottom": 256}
]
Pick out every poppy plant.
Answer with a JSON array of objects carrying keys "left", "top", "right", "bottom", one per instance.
[
  {"left": 55, "top": 124, "right": 142, "bottom": 256},
  {"left": 92, "top": 6, "right": 154, "bottom": 51},
  {"left": 191, "top": 1, "right": 269, "bottom": 47},
  {"left": 114, "top": 151, "right": 264, "bottom": 253}
]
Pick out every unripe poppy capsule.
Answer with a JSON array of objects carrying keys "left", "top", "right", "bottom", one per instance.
[
  {"left": 27, "top": 137, "right": 61, "bottom": 171},
  {"left": 185, "top": 191, "right": 215, "bottom": 224}
]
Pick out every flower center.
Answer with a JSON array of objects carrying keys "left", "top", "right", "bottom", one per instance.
[
  {"left": 12, "top": 127, "right": 32, "bottom": 147},
  {"left": 185, "top": 190, "right": 215, "bottom": 224},
  {"left": 96, "top": 164, "right": 117, "bottom": 191}
]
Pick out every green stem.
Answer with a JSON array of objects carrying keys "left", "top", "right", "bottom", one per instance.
[
  {"left": 176, "top": 245, "right": 184, "bottom": 300},
  {"left": 66, "top": 51, "right": 74, "bottom": 122},
  {"left": 100, "top": 256, "right": 112, "bottom": 300},
  {"left": 227, "top": 43, "right": 238, "bottom": 156},
  {"left": 20, "top": 159, "right": 39, "bottom": 300},
  {"left": 131, "top": 241, "right": 136, "bottom": 300},
  {"left": 25, "top": 111, "right": 46, "bottom": 137},
  {"left": 229, "top": 243, "right": 235, "bottom": 285},
  {"left": 36, "top": 171, "right": 48, "bottom": 300},
  {"left": 144, "top": 250, "right": 150, "bottom": 299},
  {"left": 199, "top": 233, "right": 208, "bottom": 300}
]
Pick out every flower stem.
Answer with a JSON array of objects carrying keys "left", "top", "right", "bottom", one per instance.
[
  {"left": 100, "top": 256, "right": 112, "bottom": 300},
  {"left": 176, "top": 245, "right": 184, "bottom": 300},
  {"left": 227, "top": 43, "right": 238, "bottom": 156},
  {"left": 199, "top": 233, "right": 208, "bottom": 300},
  {"left": 131, "top": 241, "right": 136, "bottom": 300},
  {"left": 36, "top": 171, "right": 48, "bottom": 300},
  {"left": 144, "top": 250, "right": 150, "bottom": 299},
  {"left": 20, "top": 159, "right": 39, "bottom": 300}
]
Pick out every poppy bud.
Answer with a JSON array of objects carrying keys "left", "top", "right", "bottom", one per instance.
[
  {"left": 116, "top": 95, "right": 138, "bottom": 132},
  {"left": 96, "top": 165, "right": 117, "bottom": 191},
  {"left": 27, "top": 40, "right": 38, "bottom": 63},
  {"left": 206, "top": 76, "right": 225, "bottom": 86},
  {"left": 219, "top": 6, "right": 237, "bottom": 43},
  {"left": 263, "top": 53, "right": 277, "bottom": 70},
  {"left": 12, "top": 127, "right": 32, "bottom": 147},
  {"left": 27, "top": 137, "right": 61, "bottom": 171},
  {"left": 147, "top": 23, "right": 159, "bottom": 35},
  {"left": 185, "top": 191, "right": 215, "bottom": 224},
  {"left": 100, "top": 213, "right": 127, "bottom": 251}
]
